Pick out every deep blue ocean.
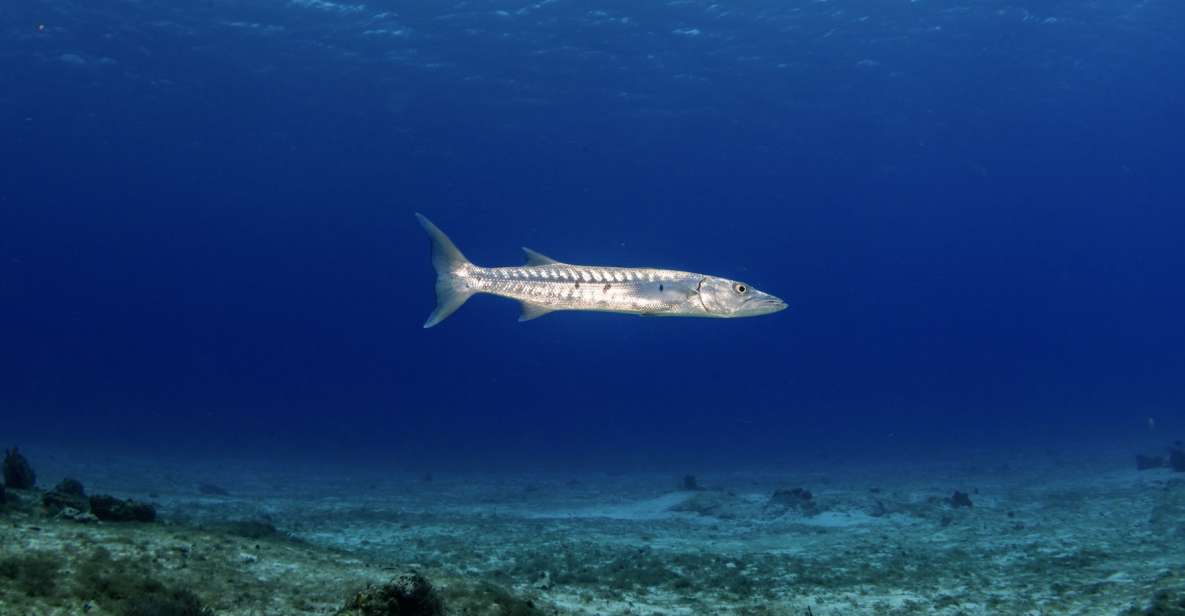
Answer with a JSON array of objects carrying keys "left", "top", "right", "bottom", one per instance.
[{"left": 2, "top": 0, "right": 1183, "bottom": 472}]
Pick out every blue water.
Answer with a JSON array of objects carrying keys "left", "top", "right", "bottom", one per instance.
[{"left": 2, "top": 0, "right": 1183, "bottom": 471}]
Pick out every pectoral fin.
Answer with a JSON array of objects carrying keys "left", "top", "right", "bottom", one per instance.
[{"left": 518, "top": 302, "right": 555, "bottom": 322}]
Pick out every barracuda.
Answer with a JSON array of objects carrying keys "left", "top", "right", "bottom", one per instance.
[{"left": 415, "top": 213, "right": 787, "bottom": 328}]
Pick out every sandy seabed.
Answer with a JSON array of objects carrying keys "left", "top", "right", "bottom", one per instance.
[{"left": 2, "top": 449, "right": 1184, "bottom": 615}]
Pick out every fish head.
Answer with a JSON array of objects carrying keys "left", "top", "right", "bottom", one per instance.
[{"left": 697, "top": 276, "right": 787, "bottom": 318}]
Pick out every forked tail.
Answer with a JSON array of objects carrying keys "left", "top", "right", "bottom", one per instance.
[{"left": 415, "top": 213, "right": 475, "bottom": 328}]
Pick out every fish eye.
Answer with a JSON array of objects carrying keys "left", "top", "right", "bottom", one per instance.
[{"left": 734, "top": 283, "right": 747, "bottom": 294}]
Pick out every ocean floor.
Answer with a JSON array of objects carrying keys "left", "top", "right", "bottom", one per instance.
[{"left": 3, "top": 449, "right": 1185, "bottom": 615}]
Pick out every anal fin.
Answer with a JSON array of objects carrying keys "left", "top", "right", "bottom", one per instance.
[{"left": 518, "top": 302, "right": 556, "bottom": 322}]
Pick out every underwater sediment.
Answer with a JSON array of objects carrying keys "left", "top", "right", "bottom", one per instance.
[{"left": 3, "top": 448, "right": 1185, "bottom": 615}]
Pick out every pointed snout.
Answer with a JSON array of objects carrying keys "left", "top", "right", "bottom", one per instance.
[{"left": 746, "top": 292, "right": 788, "bottom": 316}]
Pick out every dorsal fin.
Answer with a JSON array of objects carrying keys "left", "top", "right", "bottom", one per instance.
[{"left": 522, "top": 247, "right": 561, "bottom": 266}]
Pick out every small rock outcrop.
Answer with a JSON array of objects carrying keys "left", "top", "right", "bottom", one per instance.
[
  {"left": 89, "top": 495, "right": 157, "bottom": 522},
  {"left": 3, "top": 447, "right": 36, "bottom": 489},
  {"left": 215, "top": 518, "right": 284, "bottom": 540},
  {"left": 43, "top": 478, "right": 89, "bottom": 514},
  {"left": 669, "top": 491, "right": 747, "bottom": 519},
  {"left": 1171, "top": 447, "right": 1185, "bottom": 473},
  {"left": 766, "top": 487, "right": 817, "bottom": 516},
  {"left": 680, "top": 475, "right": 702, "bottom": 491},
  {"left": 1137, "top": 455, "right": 1167, "bottom": 471},
  {"left": 1135, "top": 443, "right": 1185, "bottom": 472},
  {"left": 198, "top": 482, "right": 230, "bottom": 496},
  {"left": 948, "top": 490, "right": 974, "bottom": 508},
  {"left": 338, "top": 572, "right": 444, "bottom": 616}
]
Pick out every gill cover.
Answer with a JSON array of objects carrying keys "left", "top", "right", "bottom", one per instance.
[{"left": 696, "top": 277, "right": 739, "bottom": 315}]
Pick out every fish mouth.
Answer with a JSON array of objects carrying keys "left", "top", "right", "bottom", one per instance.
[
  {"left": 744, "top": 295, "right": 788, "bottom": 315},
  {"left": 762, "top": 298, "right": 789, "bottom": 313}
]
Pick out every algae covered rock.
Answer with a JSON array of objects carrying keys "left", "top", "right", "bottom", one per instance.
[
  {"left": 89, "top": 494, "right": 157, "bottom": 522},
  {"left": 3, "top": 447, "right": 36, "bottom": 489},
  {"left": 43, "top": 478, "right": 89, "bottom": 514},
  {"left": 1138, "top": 454, "right": 1168, "bottom": 470},
  {"left": 338, "top": 572, "right": 444, "bottom": 616},
  {"left": 1137, "top": 444, "right": 1185, "bottom": 472},
  {"left": 1172, "top": 448, "right": 1185, "bottom": 473},
  {"left": 766, "top": 487, "right": 817, "bottom": 516},
  {"left": 948, "top": 490, "right": 974, "bottom": 508}
]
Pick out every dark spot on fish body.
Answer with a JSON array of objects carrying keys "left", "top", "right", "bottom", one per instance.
[
  {"left": 574, "top": 281, "right": 580, "bottom": 288},
  {"left": 603, "top": 283, "right": 611, "bottom": 292},
  {"left": 659, "top": 284, "right": 664, "bottom": 292}
]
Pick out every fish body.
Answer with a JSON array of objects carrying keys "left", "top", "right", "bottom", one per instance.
[{"left": 415, "top": 213, "right": 787, "bottom": 328}]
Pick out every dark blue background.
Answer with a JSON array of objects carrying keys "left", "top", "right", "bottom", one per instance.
[{"left": 2, "top": 1, "right": 1183, "bottom": 470}]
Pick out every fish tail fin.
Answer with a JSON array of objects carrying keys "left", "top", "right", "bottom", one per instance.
[{"left": 415, "top": 213, "right": 475, "bottom": 328}]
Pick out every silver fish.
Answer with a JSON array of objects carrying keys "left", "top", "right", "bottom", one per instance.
[{"left": 416, "top": 213, "right": 787, "bottom": 328}]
